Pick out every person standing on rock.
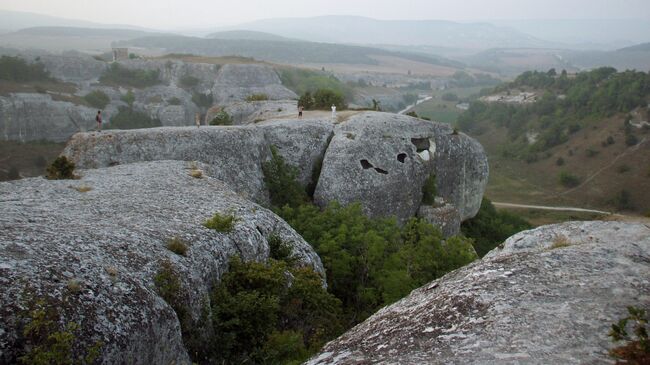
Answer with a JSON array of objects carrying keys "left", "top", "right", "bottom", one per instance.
[
  {"left": 331, "top": 104, "right": 337, "bottom": 120},
  {"left": 95, "top": 110, "right": 102, "bottom": 132},
  {"left": 298, "top": 105, "right": 304, "bottom": 118}
]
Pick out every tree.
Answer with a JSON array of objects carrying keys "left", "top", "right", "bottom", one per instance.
[{"left": 209, "top": 111, "right": 232, "bottom": 126}]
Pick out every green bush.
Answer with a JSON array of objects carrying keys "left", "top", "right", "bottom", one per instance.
[
  {"left": 204, "top": 212, "right": 238, "bottom": 232},
  {"left": 608, "top": 306, "right": 649, "bottom": 363},
  {"left": 246, "top": 93, "right": 269, "bottom": 102},
  {"left": 617, "top": 164, "right": 631, "bottom": 174},
  {"left": 209, "top": 111, "right": 232, "bottom": 126},
  {"left": 46, "top": 156, "right": 75, "bottom": 180},
  {"left": 559, "top": 171, "right": 580, "bottom": 188},
  {"left": 167, "top": 97, "right": 182, "bottom": 106},
  {"left": 0, "top": 56, "right": 53, "bottom": 82},
  {"left": 179, "top": 73, "right": 200, "bottom": 88},
  {"left": 556, "top": 157, "right": 565, "bottom": 166},
  {"left": 298, "top": 92, "right": 314, "bottom": 109},
  {"left": 99, "top": 63, "right": 161, "bottom": 88},
  {"left": 120, "top": 90, "right": 135, "bottom": 107},
  {"left": 278, "top": 202, "right": 477, "bottom": 324},
  {"left": 278, "top": 68, "right": 351, "bottom": 100},
  {"left": 441, "top": 92, "right": 459, "bottom": 102},
  {"left": 108, "top": 107, "right": 161, "bottom": 130},
  {"left": 614, "top": 190, "right": 634, "bottom": 211},
  {"left": 83, "top": 90, "right": 110, "bottom": 109},
  {"left": 461, "top": 198, "right": 532, "bottom": 257},
  {"left": 421, "top": 174, "right": 437, "bottom": 205},
  {"left": 166, "top": 236, "right": 188, "bottom": 256},
  {"left": 313, "top": 89, "right": 347, "bottom": 110},
  {"left": 268, "top": 234, "right": 297, "bottom": 266},
  {"left": 210, "top": 256, "right": 342, "bottom": 364},
  {"left": 262, "top": 146, "right": 308, "bottom": 208}
]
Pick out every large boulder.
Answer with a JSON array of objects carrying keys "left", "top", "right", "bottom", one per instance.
[
  {"left": 62, "top": 120, "right": 335, "bottom": 204},
  {"left": 211, "top": 64, "right": 297, "bottom": 104},
  {"left": 0, "top": 93, "right": 107, "bottom": 142},
  {"left": 221, "top": 100, "right": 298, "bottom": 125},
  {"left": 313, "top": 112, "right": 488, "bottom": 223},
  {"left": 308, "top": 221, "right": 650, "bottom": 364},
  {"left": 0, "top": 161, "right": 324, "bottom": 364}
]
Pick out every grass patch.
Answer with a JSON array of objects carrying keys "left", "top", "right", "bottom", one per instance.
[
  {"left": 166, "top": 236, "right": 189, "bottom": 256},
  {"left": 549, "top": 235, "right": 571, "bottom": 249},
  {"left": 46, "top": 156, "right": 76, "bottom": 180},
  {"left": 204, "top": 212, "right": 239, "bottom": 232},
  {"left": 246, "top": 93, "right": 269, "bottom": 102}
]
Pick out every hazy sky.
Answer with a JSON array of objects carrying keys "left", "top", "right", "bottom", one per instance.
[{"left": 1, "top": 0, "right": 649, "bottom": 29}]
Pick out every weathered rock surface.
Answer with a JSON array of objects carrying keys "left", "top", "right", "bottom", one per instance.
[
  {"left": 211, "top": 64, "right": 297, "bottom": 104},
  {"left": 0, "top": 161, "right": 324, "bottom": 364},
  {"left": 221, "top": 100, "right": 298, "bottom": 125},
  {"left": 314, "top": 112, "right": 488, "bottom": 223},
  {"left": 308, "top": 221, "right": 650, "bottom": 364},
  {"left": 62, "top": 119, "right": 335, "bottom": 203},
  {"left": 417, "top": 199, "right": 461, "bottom": 237},
  {"left": 0, "top": 93, "right": 110, "bottom": 142},
  {"left": 135, "top": 85, "right": 199, "bottom": 127}
]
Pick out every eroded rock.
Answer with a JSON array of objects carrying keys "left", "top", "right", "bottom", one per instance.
[
  {"left": 0, "top": 161, "right": 324, "bottom": 364},
  {"left": 308, "top": 221, "right": 650, "bottom": 364}
]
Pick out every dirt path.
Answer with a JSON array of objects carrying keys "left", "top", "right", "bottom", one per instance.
[
  {"left": 492, "top": 202, "right": 612, "bottom": 215},
  {"left": 558, "top": 137, "right": 647, "bottom": 196}
]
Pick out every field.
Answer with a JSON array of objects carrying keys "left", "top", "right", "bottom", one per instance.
[{"left": 411, "top": 86, "right": 484, "bottom": 124}]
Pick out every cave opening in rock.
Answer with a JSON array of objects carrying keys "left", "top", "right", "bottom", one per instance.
[
  {"left": 360, "top": 159, "right": 373, "bottom": 169},
  {"left": 397, "top": 153, "right": 407, "bottom": 163},
  {"left": 411, "top": 138, "right": 430, "bottom": 153},
  {"left": 374, "top": 167, "right": 388, "bottom": 174}
]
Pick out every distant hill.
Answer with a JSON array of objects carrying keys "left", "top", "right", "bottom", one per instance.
[
  {"left": 223, "top": 15, "right": 553, "bottom": 50},
  {"left": 618, "top": 42, "right": 650, "bottom": 52},
  {"left": 207, "top": 30, "right": 294, "bottom": 42},
  {"left": 118, "top": 35, "right": 465, "bottom": 67},
  {"left": 0, "top": 10, "right": 151, "bottom": 32},
  {"left": 14, "top": 26, "right": 161, "bottom": 38}
]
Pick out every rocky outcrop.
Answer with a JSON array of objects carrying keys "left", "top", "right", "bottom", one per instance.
[
  {"left": 0, "top": 161, "right": 324, "bottom": 364},
  {"left": 212, "top": 64, "right": 297, "bottom": 104},
  {"left": 417, "top": 198, "right": 461, "bottom": 237},
  {"left": 313, "top": 112, "right": 488, "bottom": 223},
  {"left": 308, "top": 221, "right": 650, "bottom": 364},
  {"left": 0, "top": 93, "right": 113, "bottom": 142},
  {"left": 62, "top": 119, "right": 335, "bottom": 204},
  {"left": 135, "top": 85, "right": 199, "bottom": 127},
  {"left": 221, "top": 100, "right": 298, "bottom": 125}
]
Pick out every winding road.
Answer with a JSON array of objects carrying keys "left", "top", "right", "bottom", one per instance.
[{"left": 492, "top": 202, "right": 612, "bottom": 215}]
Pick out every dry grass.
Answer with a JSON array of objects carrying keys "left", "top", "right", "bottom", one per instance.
[
  {"left": 66, "top": 279, "right": 82, "bottom": 294},
  {"left": 190, "top": 169, "right": 203, "bottom": 178},
  {"left": 166, "top": 236, "right": 189, "bottom": 256},
  {"left": 71, "top": 185, "right": 93, "bottom": 193},
  {"left": 550, "top": 235, "right": 571, "bottom": 249}
]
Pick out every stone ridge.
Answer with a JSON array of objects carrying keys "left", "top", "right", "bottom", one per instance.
[
  {"left": 0, "top": 161, "right": 324, "bottom": 364},
  {"left": 307, "top": 221, "right": 650, "bottom": 364}
]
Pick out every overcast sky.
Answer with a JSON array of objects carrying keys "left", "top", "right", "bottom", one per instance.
[{"left": 1, "top": 0, "right": 649, "bottom": 29}]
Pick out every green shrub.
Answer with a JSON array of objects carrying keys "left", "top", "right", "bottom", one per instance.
[
  {"left": 267, "top": 234, "right": 297, "bottom": 266},
  {"left": 167, "top": 97, "right": 182, "bottom": 106},
  {"left": 586, "top": 148, "right": 599, "bottom": 157},
  {"left": 461, "top": 198, "right": 532, "bottom": 257},
  {"left": 166, "top": 236, "right": 188, "bottom": 256},
  {"left": 441, "top": 92, "right": 459, "bottom": 102},
  {"left": 99, "top": 63, "right": 160, "bottom": 88},
  {"left": 179, "top": 73, "right": 199, "bottom": 88},
  {"left": 313, "top": 89, "right": 347, "bottom": 110},
  {"left": 209, "top": 111, "right": 232, "bottom": 126},
  {"left": 246, "top": 93, "right": 269, "bottom": 102},
  {"left": 559, "top": 171, "right": 580, "bottom": 188},
  {"left": 108, "top": 107, "right": 161, "bottom": 130},
  {"left": 421, "top": 174, "right": 437, "bottom": 205},
  {"left": 626, "top": 133, "right": 639, "bottom": 146},
  {"left": 556, "top": 157, "right": 565, "bottom": 166},
  {"left": 0, "top": 56, "right": 53, "bottom": 82},
  {"left": 617, "top": 164, "right": 631, "bottom": 174},
  {"left": 262, "top": 146, "right": 308, "bottom": 208},
  {"left": 609, "top": 306, "right": 649, "bottom": 363},
  {"left": 120, "top": 90, "right": 135, "bottom": 107},
  {"left": 298, "top": 92, "right": 314, "bottom": 109},
  {"left": 278, "top": 202, "right": 477, "bottom": 324},
  {"left": 210, "top": 256, "right": 342, "bottom": 364},
  {"left": 83, "top": 90, "right": 110, "bottom": 109},
  {"left": 18, "top": 299, "right": 102, "bottom": 365},
  {"left": 204, "top": 212, "right": 238, "bottom": 232},
  {"left": 46, "top": 156, "right": 75, "bottom": 180},
  {"left": 614, "top": 190, "right": 634, "bottom": 211}
]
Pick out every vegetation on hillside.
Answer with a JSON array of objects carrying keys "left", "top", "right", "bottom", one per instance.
[
  {"left": 0, "top": 56, "right": 53, "bottom": 82},
  {"left": 99, "top": 63, "right": 161, "bottom": 88},
  {"left": 298, "top": 89, "right": 347, "bottom": 110},
  {"left": 278, "top": 67, "right": 352, "bottom": 101},
  {"left": 83, "top": 90, "right": 110, "bottom": 109},
  {"left": 458, "top": 68, "right": 650, "bottom": 160},
  {"left": 108, "top": 108, "right": 162, "bottom": 130}
]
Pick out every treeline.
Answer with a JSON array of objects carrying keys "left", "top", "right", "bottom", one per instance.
[
  {"left": 0, "top": 56, "right": 53, "bottom": 82},
  {"left": 458, "top": 68, "right": 650, "bottom": 159},
  {"left": 99, "top": 63, "right": 161, "bottom": 88}
]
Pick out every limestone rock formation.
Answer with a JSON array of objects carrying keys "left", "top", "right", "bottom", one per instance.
[
  {"left": 0, "top": 93, "right": 111, "bottom": 142},
  {"left": 0, "top": 161, "right": 324, "bottom": 364},
  {"left": 221, "top": 100, "right": 298, "bottom": 125},
  {"left": 62, "top": 120, "right": 335, "bottom": 203},
  {"left": 211, "top": 64, "right": 297, "bottom": 104},
  {"left": 307, "top": 221, "right": 650, "bottom": 364},
  {"left": 417, "top": 198, "right": 461, "bottom": 237},
  {"left": 313, "top": 112, "right": 488, "bottom": 223}
]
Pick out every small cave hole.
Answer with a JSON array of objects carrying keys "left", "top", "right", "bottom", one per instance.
[
  {"left": 360, "top": 159, "right": 373, "bottom": 169},
  {"left": 397, "top": 153, "right": 407, "bottom": 163},
  {"left": 411, "top": 138, "right": 430, "bottom": 153},
  {"left": 374, "top": 167, "right": 388, "bottom": 174}
]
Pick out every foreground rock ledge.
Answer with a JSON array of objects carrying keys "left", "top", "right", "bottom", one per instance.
[
  {"left": 308, "top": 221, "right": 650, "bottom": 364},
  {"left": 0, "top": 161, "right": 323, "bottom": 364}
]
